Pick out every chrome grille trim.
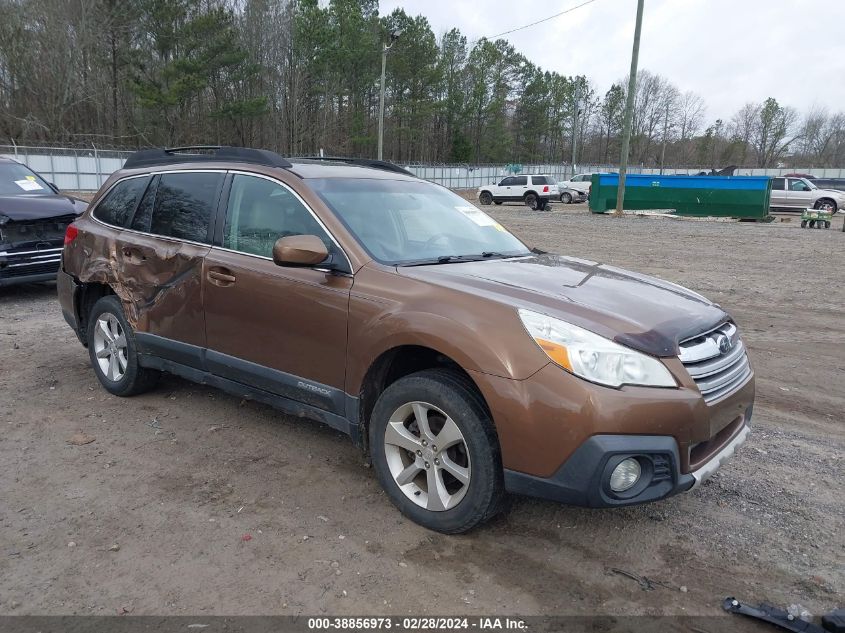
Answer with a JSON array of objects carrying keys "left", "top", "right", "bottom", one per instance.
[{"left": 679, "top": 322, "right": 751, "bottom": 404}]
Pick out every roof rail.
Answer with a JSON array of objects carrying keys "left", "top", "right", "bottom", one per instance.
[
  {"left": 123, "top": 146, "right": 292, "bottom": 170},
  {"left": 290, "top": 156, "right": 414, "bottom": 176}
]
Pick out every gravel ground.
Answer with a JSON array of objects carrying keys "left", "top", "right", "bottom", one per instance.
[{"left": 0, "top": 200, "right": 842, "bottom": 619}]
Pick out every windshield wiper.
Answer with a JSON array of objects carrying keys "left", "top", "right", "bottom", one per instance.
[
  {"left": 400, "top": 254, "right": 484, "bottom": 267},
  {"left": 400, "top": 252, "right": 529, "bottom": 267}
]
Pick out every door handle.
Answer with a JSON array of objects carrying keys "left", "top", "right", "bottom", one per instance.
[
  {"left": 121, "top": 247, "right": 146, "bottom": 261},
  {"left": 208, "top": 269, "right": 236, "bottom": 285}
]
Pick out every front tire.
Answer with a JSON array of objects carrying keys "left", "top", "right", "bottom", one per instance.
[
  {"left": 87, "top": 296, "right": 159, "bottom": 396},
  {"left": 815, "top": 199, "right": 837, "bottom": 213},
  {"left": 479, "top": 191, "right": 493, "bottom": 205},
  {"left": 369, "top": 369, "right": 504, "bottom": 534},
  {"left": 561, "top": 192, "right": 572, "bottom": 204}
]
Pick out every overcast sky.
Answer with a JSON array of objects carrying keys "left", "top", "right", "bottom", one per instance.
[{"left": 378, "top": 0, "right": 845, "bottom": 123}]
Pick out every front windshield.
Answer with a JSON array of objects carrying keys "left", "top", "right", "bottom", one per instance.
[
  {"left": 310, "top": 178, "right": 530, "bottom": 265},
  {"left": 0, "top": 162, "right": 53, "bottom": 195}
]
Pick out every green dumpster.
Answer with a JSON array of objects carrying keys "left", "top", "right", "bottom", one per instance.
[{"left": 589, "top": 174, "right": 772, "bottom": 219}]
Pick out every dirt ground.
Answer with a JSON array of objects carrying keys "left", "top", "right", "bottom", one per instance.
[{"left": 0, "top": 200, "right": 842, "bottom": 619}]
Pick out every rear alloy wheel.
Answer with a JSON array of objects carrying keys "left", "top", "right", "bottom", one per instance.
[
  {"left": 87, "top": 295, "right": 159, "bottom": 396},
  {"left": 560, "top": 191, "right": 572, "bottom": 204},
  {"left": 370, "top": 369, "right": 504, "bottom": 533},
  {"left": 479, "top": 191, "right": 493, "bottom": 205},
  {"left": 524, "top": 193, "right": 538, "bottom": 210}
]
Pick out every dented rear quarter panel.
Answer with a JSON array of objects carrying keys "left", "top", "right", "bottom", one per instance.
[{"left": 62, "top": 206, "right": 207, "bottom": 348}]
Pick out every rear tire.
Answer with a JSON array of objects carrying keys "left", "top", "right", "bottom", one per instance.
[
  {"left": 479, "top": 191, "right": 493, "bottom": 205},
  {"left": 524, "top": 193, "right": 538, "bottom": 210},
  {"left": 369, "top": 369, "right": 505, "bottom": 534},
  {"left": 87, "top": 296, "right": 159, "bottom": 397},
  {"left": 494, "top": 201, "right": 502, "bottom": 205}
]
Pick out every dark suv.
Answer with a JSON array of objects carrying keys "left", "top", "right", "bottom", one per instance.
[
  {"left": 59, "top": 146, "right": 754, "bottom": 533},
  {"left": 0, "top": 157, "right": 87, "bottom": 286}
]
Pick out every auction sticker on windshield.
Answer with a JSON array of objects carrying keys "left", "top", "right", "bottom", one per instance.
[
  {"left": 455, "top": 205, "right": 496, "bottom": 226},
  {"left": 15, "top": 177, "right": 44, "bottom": 191}
]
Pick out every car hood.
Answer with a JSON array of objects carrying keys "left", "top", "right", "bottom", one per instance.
[
  {"left": 398, "top": 253, "right": 729, "bottom": 357},
  {"left": 0, "top": 193, "right": 87, "bottom": 222},
  {"left": 818, "top": 188, "right": 845, "bottom": 198}
]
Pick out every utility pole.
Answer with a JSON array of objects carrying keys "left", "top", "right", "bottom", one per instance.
[
  {"left": 571, "top": 82, "right": 581, "bottom": 179},
  {"left": 659, "top": 101, "right": 669, "bottom": 175},
  {"left": 615, "top": 0, "right": 645, "bottom": 215},
  {"left": 378, "top": 29, "right": 402, "bottom": 161}
]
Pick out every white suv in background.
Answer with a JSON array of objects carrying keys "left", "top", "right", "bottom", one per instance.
[
  {"left": 558, "top": 173, "right": 595, "bottom": 195},
  {"left": 478, "top": 175, "right": 557, "bottom": 210}
]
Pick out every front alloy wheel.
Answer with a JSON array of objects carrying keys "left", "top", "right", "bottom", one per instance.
[
  {"left": 383, "top": 401, "right": 471, "bottom": 511},
  {"left": 369, "top": 369, "right": 504, "bottom": 533}
]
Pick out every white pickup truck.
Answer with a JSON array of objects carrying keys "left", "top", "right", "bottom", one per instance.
[{"left": 478, "top": 175, "right": 557, "bottom": 210}]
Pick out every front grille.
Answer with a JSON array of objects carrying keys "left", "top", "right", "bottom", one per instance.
[
  {"left": 0, "top": 260, "right": 60, "bottom": 278},
  {"left": 678, "top": 322, "right": 752, "bottom": 404}
]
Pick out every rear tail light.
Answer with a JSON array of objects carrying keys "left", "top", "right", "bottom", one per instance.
[
  {"left": 64, "top": 224, "right": 79, "bottom": 245},
  {"left": 543, "top": 185, "right": 549, "bottom": 192}
]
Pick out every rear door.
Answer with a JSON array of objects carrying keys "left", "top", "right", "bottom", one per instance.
[
  {"left": 512, "top": 175, "right": 528, "bottom": 200},
  {"left": 770, "top": 177, "right": 787, "bottom": 206},
  {"left": 202, "top": 172, "right": 352, "bottom": 415},
  {"left": 120, "top": 170, "right": 224, "bottom": 363}
]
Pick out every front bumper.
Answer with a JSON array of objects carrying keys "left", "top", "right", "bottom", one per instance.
[
  {"left": 503, "top": 419, "right": 750, "bottom": 507},
  {"left": 470, "top": 357, "right": 755, "bottom": 508},
  {"left": 0, "top": 244, "right": 63, "bottom": 286}
]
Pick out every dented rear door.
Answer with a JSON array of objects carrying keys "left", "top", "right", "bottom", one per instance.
[{"left": 118, "top": 171, "right": 224, "bottom": 363}]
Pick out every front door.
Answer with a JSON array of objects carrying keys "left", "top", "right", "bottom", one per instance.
[
  {"left": 202, "top": 173, "right": 352, "bottom": 415},
  {"left": 786, "top": 178, "right": 814, "bottom": 209}
]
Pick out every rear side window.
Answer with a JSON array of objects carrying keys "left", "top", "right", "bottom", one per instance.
[
  {"left": 93, "top": 177, "right": 149, "bottom": 228},
  {"left": 770, "top": 178, "right": 785, "bottom": 191},
  {"left": 531, "top": 176, "right": 550, "bottom": 185},
  {"left": 136, "top": 172, "right": 223, "bottom": 243},
  {"left": 512, "top": 176, "right": 527, "bottom": 186}
]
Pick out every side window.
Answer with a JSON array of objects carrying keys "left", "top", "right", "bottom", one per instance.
[
  {"left": 499, "top": 177, "right": 513, "bottom": 186},
  {"left": 131, "top": 174, "right": 158, "bottom": 231},
  {"left": 93, "top": 177, "right": 149, "bottom": 228},
  {"left": 771, "top": 177, "right": 785, "bottom": 191},
  {"left": 789, "top": 179, "right": 809, "bottom": 192},
  {"left": 223, "top": 174, "right": 336, "bottom": 261},
  {"left": 532, "top": 176, "right": 549, "bottom": 185},
  {"left": 138, "top": 172, "right": 223, "bottom": 242},
  {"left": 513, "top": 176, "right": 527, "bottom": 186}
]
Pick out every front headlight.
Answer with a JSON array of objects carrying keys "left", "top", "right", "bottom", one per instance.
[{"left": 518, "top": 309, "right": 676, "bottom": 388}]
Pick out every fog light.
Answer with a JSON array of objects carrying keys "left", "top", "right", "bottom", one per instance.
[{"left": 609, "top": 458, "right": 641, "bottom": 492}]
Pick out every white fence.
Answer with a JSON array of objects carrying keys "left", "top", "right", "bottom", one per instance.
[{"left": 4, "top": 145, "right": 845, "bottom": 191}]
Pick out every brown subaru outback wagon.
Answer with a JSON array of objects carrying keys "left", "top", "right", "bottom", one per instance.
[{"left": 58, "top": 146, "right": 754, "bottom": 533}]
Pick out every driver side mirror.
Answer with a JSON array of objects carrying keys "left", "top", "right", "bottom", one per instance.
[{"left": 272, "top": 234, "right": 330, "bottom": 267}]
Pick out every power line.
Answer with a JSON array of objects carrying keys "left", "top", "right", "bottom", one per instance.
[{"left": 473, "top": 0, "right": 600, "bottom": 43}]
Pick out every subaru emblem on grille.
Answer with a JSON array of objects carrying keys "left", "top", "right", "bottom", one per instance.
[{"left": 716, "top": 334, "right": 731, "bottom": 354}]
